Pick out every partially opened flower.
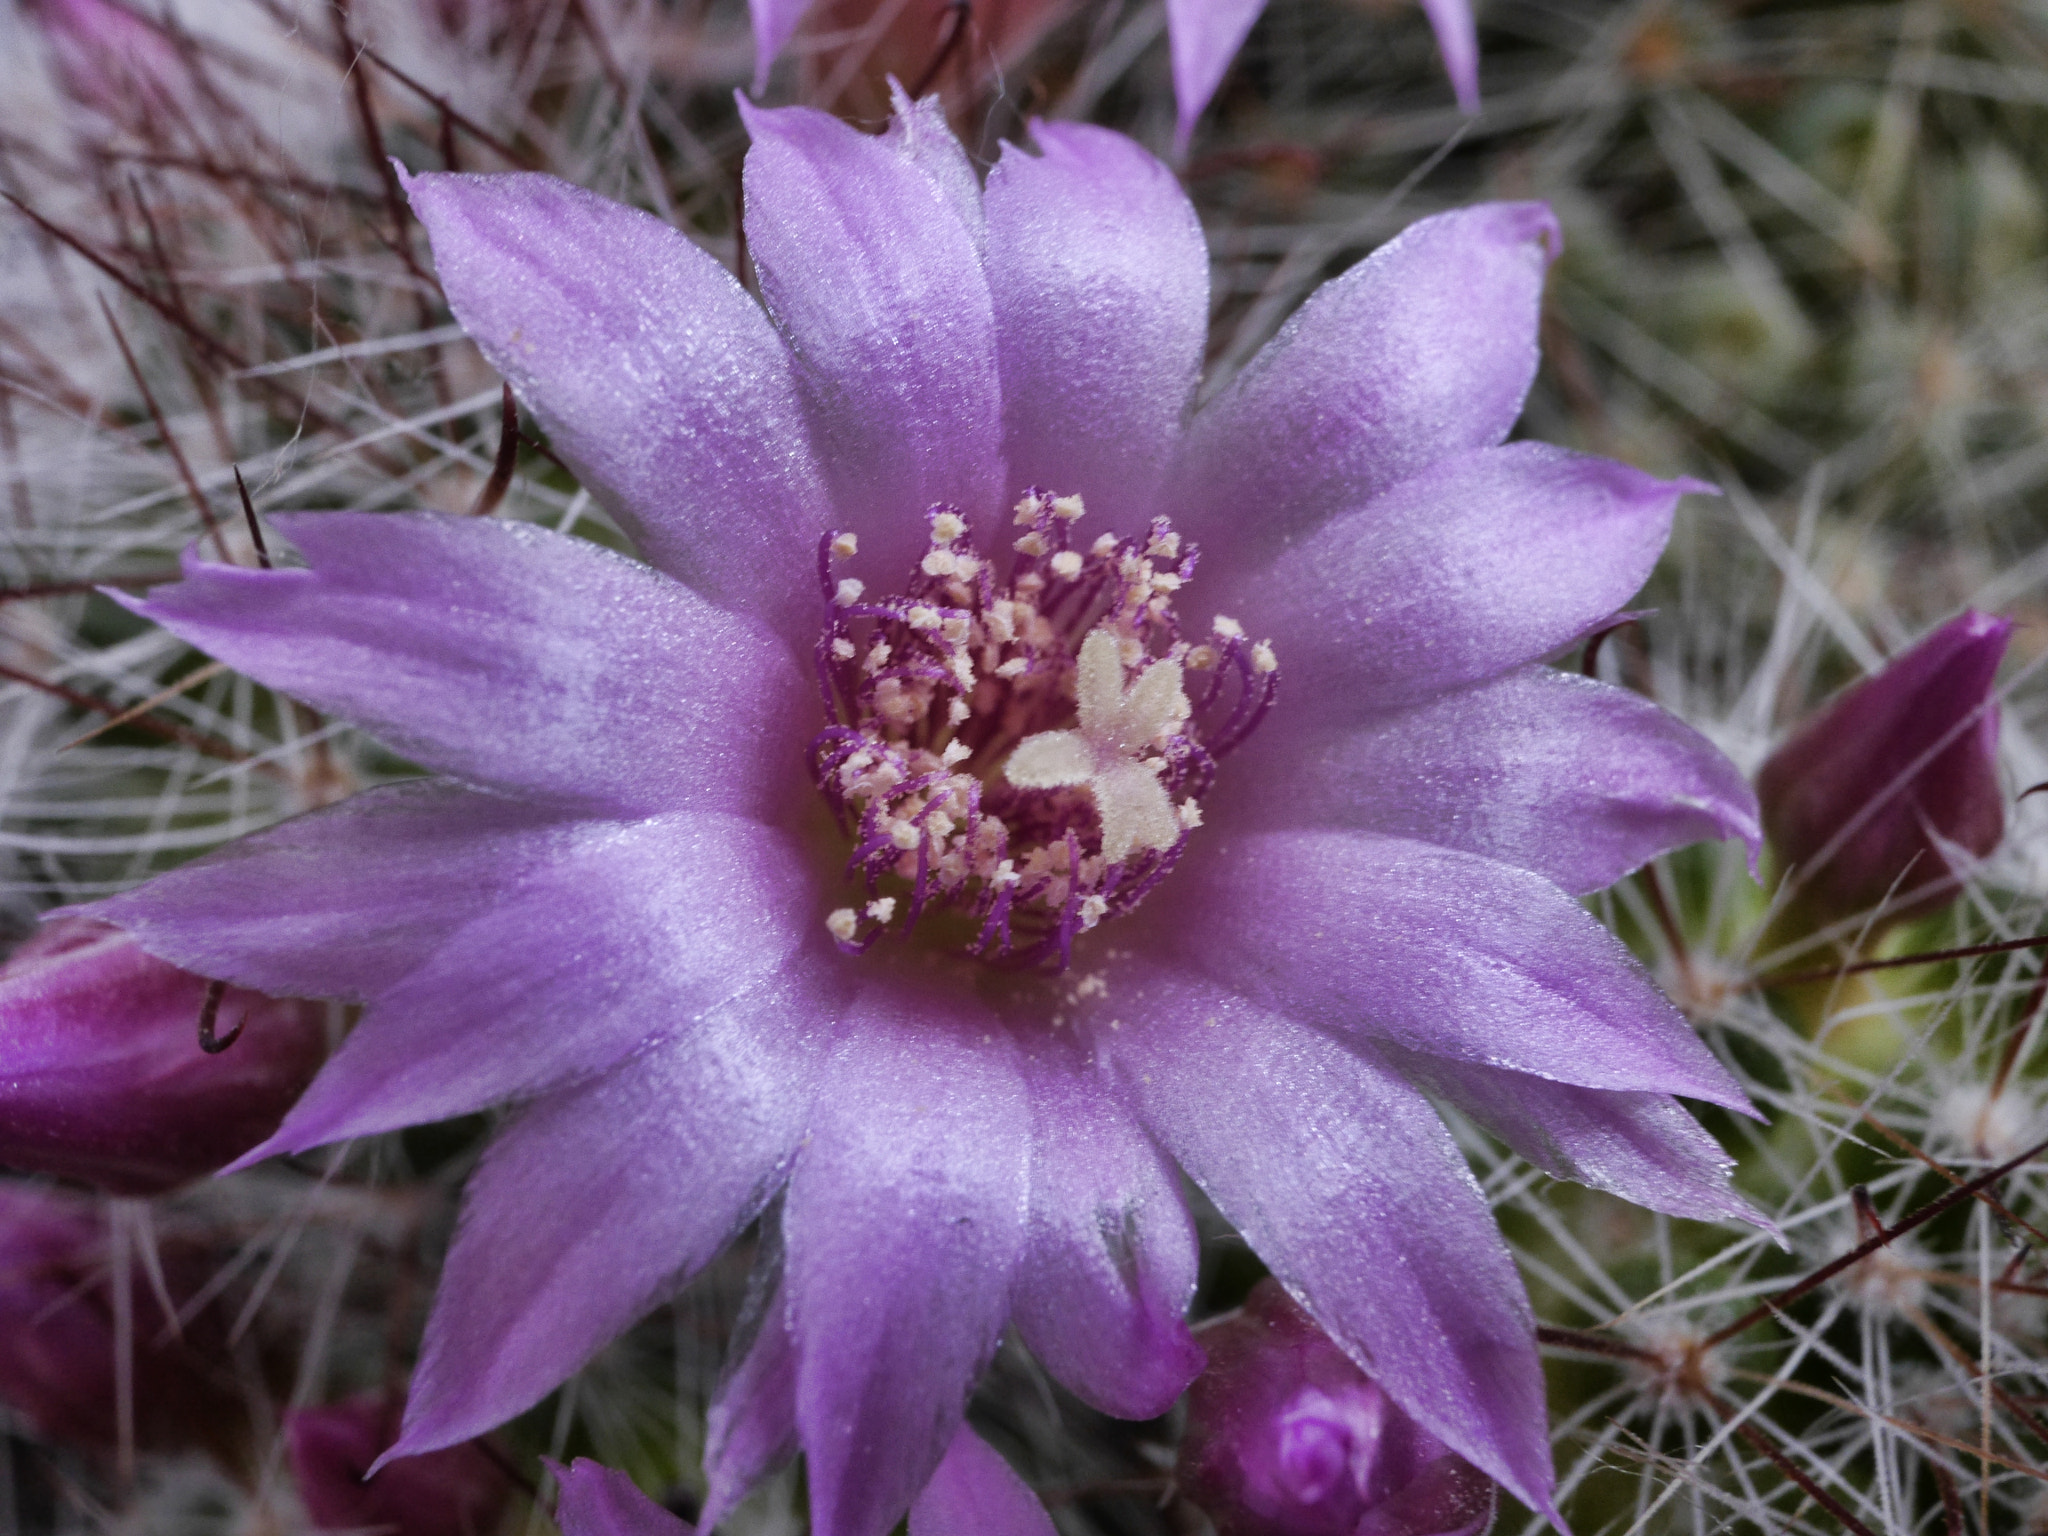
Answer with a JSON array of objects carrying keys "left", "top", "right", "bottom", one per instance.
[
  {"left": 0, "top": 917, "right": 328, "bottom": 1195},
  {"left": 1180, "top": 1279, "right": 1496, "bottom": 1536},
  {"left": 747, "top": 0, "right": 1477, "bottom": 148},
  {"left": 87, "top": 96, "right": 1760, "bottom": 1535},
  {"left": 1757, "top": 609, "right": 2010, "bottom": 934}
]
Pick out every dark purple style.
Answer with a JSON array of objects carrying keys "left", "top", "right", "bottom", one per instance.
[
  {"left": 1758, "top": 610, "right": 2010, "bottom": 929},
  {"left": 85, "top": 96, "right": 1762, "bottom": 1535},
  {"left": 0, "top": 918, "right": 328, "bottom": 1194},
  {"left": 1182, "top": 1280, "right": 1496, "bottom": 1536}
]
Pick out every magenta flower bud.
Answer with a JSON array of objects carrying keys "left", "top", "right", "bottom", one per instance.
[
  {"left": 1179, "top": 1281, "right": 1497, "bottom": 1536},
  {"left": 25, "top": 0, "right": 193, "bottom": 128},
  {"left": 1758, "top": 611, "right": 2011, "bottom": 930},
  {"left": 0, "top": 918, "right": 328, "bottom": 1195},
  {"left": 0, "top": 1184, "right": 238, "bottom": 1455},
  {"left": 287, "top": 1395, "right": 510, "bottom": 1536}
]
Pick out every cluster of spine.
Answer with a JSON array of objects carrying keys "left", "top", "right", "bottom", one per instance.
[{"left": 807, "top": 491, "right": 1276, "bottom": 970}]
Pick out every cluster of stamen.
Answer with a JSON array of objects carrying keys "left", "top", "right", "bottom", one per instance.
[{"left": 808, "top": 490, "right": 1278, "bottom": 970}]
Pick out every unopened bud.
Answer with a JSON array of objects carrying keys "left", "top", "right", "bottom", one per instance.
[
  {"left": 1178, "top": 1280, "right": 1496, "bottom": 1536},
  {"left": 0, "top": 1184, "right": 241, "bottom": 1456},
  {"left": 1757, "top": 610, "right": 2010, "bottom": 930},
  {"left": 288, "top": 1395, "right": 510, "bottom": 1536},
  {"left": 0, "top": 918, "right": 329, "bottom": 1194}
]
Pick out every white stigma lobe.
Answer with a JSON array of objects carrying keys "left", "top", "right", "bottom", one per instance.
[{"left": 1005, "top": 628, "right": 1191, "bottom": 863}]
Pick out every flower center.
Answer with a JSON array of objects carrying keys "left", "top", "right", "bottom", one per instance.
[{"left": 809, "top": 491, "right": 1278, "bottom": 970}]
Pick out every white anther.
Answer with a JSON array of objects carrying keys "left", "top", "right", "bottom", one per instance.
[
  {"left": 1013, "top": 494, "right": 1047, "bottom": 525},
  {"left": 995, "top": 657, "right": 1028, "bottom": 679},
  {"left": 986, "top": 603, "right": 1017, "bottom": 644},
  {"left": 866, "top": 897, "right": 898, "bottom": 923},
  {"left": 831, "top": 638, "right": 856, "bottom": 660},
  {"left": 931, "top": 512, "right": 965, "bottom": 543},
  {"left": 835, "top": 578, "right": 865, "bottom": 606},
  {"left": 1177, "top": 799, "right": 1204, "bottom": 829},
  {"left": 992, "top": 859, "right": 1020, "bottom": 889},
  {"left": 1212, "top": 615, "right": 1243, "bottom": 639},
  {"left": 1091, "top": 533, "right": 1118, "bottom": 557},
  {"left": 830, "top": 532, "right": 860, "bottom": 560},
  {"left": 942, "top": 740, "right": 973, "bottom": 766},
  {"left": 1049, "top": 550, "right": 1083, "bottom": 579},
  {"left": 940, "top": 614, "right": 971, "bottom": 644},
  {"left": 922, "top": 549, "right": 959, "bottom": 577},
  {"left": 1251, "top": 641, "right": 1278, "bottom": 674},
  {"left": 1151, "top": 572, "right": 1182, "bottom": 592},
  {"left": 907, "top": 606, "right": 941, "bottom": 630},
  {"left": 1078, "top": 895, "right": 1109, "bottom": 929},
  {"left": 1014, "top": 531, "right": 1049, "bottom": 557},
  {"left": 889, "top": 821, "right": 922, "bottom": 851},
  {"left": 1052, "top": 495, "right": 1086, "bottom": 521},
  {"left": 1147, "top": 531, "right": 1181, "bottom": 559},
  {"left": 865, "top": 641, "right": 892, "bottom": 672},
  {"left": 1185, "top": 644, "right": 1218, "bottom": 671},
  {"left": 826, "top": 908, "right": 859, "bottom": 942},
  {"left": 947, "top": 698, "right": 971, "bottom": 725}
]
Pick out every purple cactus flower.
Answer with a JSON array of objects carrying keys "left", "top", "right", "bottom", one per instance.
[
  {"left": 1758, "top": 610, "right": 2010, "bottom": 931},
  {"left": 287, "top": 1395, "right": 510, "bottom": 1536},
  {"left": 551, "top": 1459, "right": 695, "bottom": 1536},
  {"left": 85, "top": 97, "right": 1761, "bottom": 1535},
  {"left": 1181, "top": 1280, "right": 1498, "bottom": 1536},
  {"left": 745, "top": 0, "right": 1476, "bottom": 148},
  {"left": 0, "top": 917, "right": 328, "bottom": 1195}
]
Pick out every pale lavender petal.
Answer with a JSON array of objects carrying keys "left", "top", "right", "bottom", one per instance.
[
  {"left": 121, "top": 514, "right": 811, "bottom": 819},
  {"left": 907, "top": 1427, "right": 1056, "bottom": 1536},
  {"left": 784, "top": 988, "right": 1030, "bottom": 1536},
  {"left": 552, "top": 1459, "right": 693, "bottom": 1536},
  {"left": 242, "top": 816, "right": 817, "bottom": 1157},
  {"left": 883, "top": 86, "right": 986, "bottom": 252},
  {"left": 1387, "top": 1050, "right": 1759, "bottom": 1227},
  {"left": 1097, "top": 975, "right": 1556, "bottom": 1517},
  {"left": 985, "top": 122, "right": 1207, "bottom": 528},
  {"left": 748, "top": 0, "right": 812, "bottom": 91},
  {"left": 384, "top": 974, "right": 836, "bottom": 1461},
  {"left": 1147, "top": 831, "right": 1751, "bottom": 1109},
  {"left": 404, "top": 171, "right": 832, "bottom": 627},
  {"left": 1009, "top": 1045, "right": 1203, "bottom": 1420},
  {"left": 1420, "top": 0, "right": 1479, "bottom": 112},
  {"left": 83, "top": 781, "right": 570, "bottom": 1002},
  {"left": 1166, "top": 0, "right": 1267, "bottom": 150},
  {"left": 701, "top": 1266, "right": 799, "bottom": 1531},
  {"left": 740, "top": 101, "right": 1002, "bottom": 583},
  {"left": 1223, "top": 665, "right": 1760, "bottom": 894},
  {"left": 1228, "top": 444, "right": 1705, "bottom": 710},
  {"left": 1174, "top": 203, "right": 1558, "bottom": 563}
]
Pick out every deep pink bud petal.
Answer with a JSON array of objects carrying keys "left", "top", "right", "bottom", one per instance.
[
  {"left": 287, "top": 1396, "right": 508, "bottom": 1536},
  {"left": 1757, "top": 610, "right": 2010, "bottom": 927},
  {"left": 1179, "top": 1280, "right": 1498, "bottom": 1536},
  {"left": 550, "top": 1458, "right": 695, "bottom": 1536},
  {"left": 0, "top": 918, "right": 326, "bottom": 1194}
]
